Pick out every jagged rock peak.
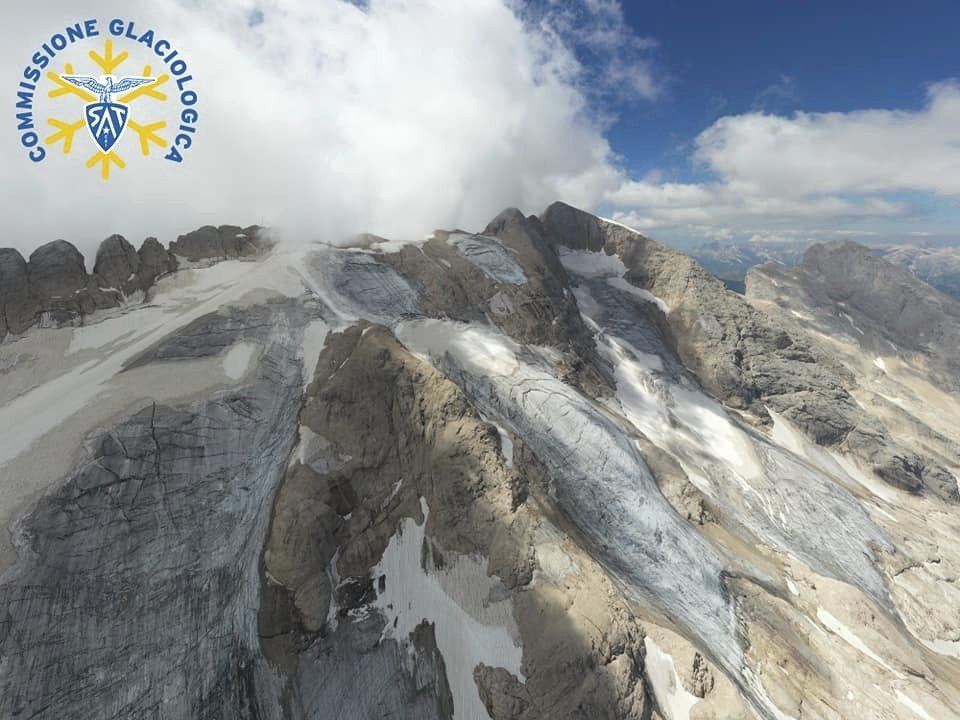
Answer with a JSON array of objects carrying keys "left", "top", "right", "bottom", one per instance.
[
  {"left": 27, "top": 240, "right": 89, "bottom": 298},
  {"left": 93, "top": 235, "right": 141, "bottom": 293},
  {"left": 137, "top": 237, "right": 178, "bottom": 285},
  {"left": 482, "top": 207, "right": 536, "bottom": 236},
  {"left": 540, "top": 200, "right": 608, "bottom": 252},
  {"left": 0, "top": 248, "right": 35, "bottom": 338}
]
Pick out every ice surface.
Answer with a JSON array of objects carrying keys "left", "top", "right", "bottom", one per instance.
[
  {"left": 557, "top": 248, "right": 628, "bottom": 278},
  {"left": 396, "top": 319, "right": 743, "bottom": 680},
  {"left": 560, "top": 249, "right": 670, "bottom": 312},
  {"left": 447, "top": 233, "right": 528, "bottom": 285},
  {"left": 296, "top": 248, "right": 419, "bottom": 325},
  {"left": 573, "top": 280, "right": 893, "bottom": 610}
]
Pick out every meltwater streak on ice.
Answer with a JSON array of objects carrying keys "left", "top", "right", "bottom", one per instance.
[{"left": 570, "top": 272, "right": 894, "bottom": 612}]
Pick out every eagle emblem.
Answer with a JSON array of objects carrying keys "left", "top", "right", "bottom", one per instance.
[{"left": 60, "top": 75, "right": 157, "bottom": 152}]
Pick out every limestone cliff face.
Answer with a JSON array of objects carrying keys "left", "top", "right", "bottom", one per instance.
[{"left": 1, "top": 205, "right": 959, "bottom": 720}]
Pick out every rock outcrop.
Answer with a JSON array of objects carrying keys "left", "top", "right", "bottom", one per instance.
[
  {"left": 0, "top": 248, "right": 36, "bottom": 339},
  {"left": 261, "top": 322, "right": 652, "bottom": 719},
  {"left": 380, "top": 208, "right": 610, "bottom": 396},
  {"left": 137, "top": 236, "right": 179, "bottom": 285},
  {"left": 169, "top": 224, "right": 268, "bottom": 262},
  {"left": 93, "top": 234, "right": 144, "bottom": 295}
]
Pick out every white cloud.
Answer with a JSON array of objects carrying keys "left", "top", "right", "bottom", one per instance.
[
  {"left": 750, "top": 73, "right": 799, "bottom": 113},
  {"left": 607, "top": 181, "right": 907, "bottom": 227},
  {"left": 3, "top": 0, "right": 645, "bottom": 259},
  {"left": 522, "top": 0, "right": 661, "bottom": 104},
  {"left": 604, "top": 80, "right": 960, "bottom": 245},
  {"left": 695, "top": 80, "right": 960, "bottom": 198}
]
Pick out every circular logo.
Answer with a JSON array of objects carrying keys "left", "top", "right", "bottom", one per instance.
[{"left": 15, "top": 18, "right": 199, "bottom": 180}]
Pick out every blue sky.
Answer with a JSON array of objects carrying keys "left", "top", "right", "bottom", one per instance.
[
  {"left": 614, "top": 1, "right": 957, "bottom": 173},
  {"left": 590, "top": 1, "right": 960, "bottom": 247}
]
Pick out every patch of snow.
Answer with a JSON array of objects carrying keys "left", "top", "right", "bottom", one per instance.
[
  {"left": 382, "top": 478, "right": 403, "bottom": 510},
  {"left": 599, "top": 215, "right": 644, "bottom": 235},
  {"left": 603, "top": 334, "right": 764, "bottom": 483},
  {"left": 919, "top": 636, "right": 960, "bottom": 659},
  {"left": 325, "top": 549, "right": 341, "bottom": 633},
  {"left": 222, "top": 342, "right": 257, "bottom": 380},
  {"left": 396, "top": 321, "right": 520, "bottom": 378},
  {"left": 816, "top": 607, "right": 903, "bottom": 677},
  {"left": 558, "top": 248, "right": 627, "bottom": 278},
  {"left": 492, "top": 422, "right": 513, "bottom": 466},
  {"left": 786, "top": 579, "right": 799, "bottom": 596},
  {"left": 372, "top": 498, "right": 523, "bottom": 720},
  {"left": 840, "top": 311, "right": 865, "bottom": 335},
  {"left": 873, "top": 357, "right": 887, "bottom": 371},
  {"left": 643, "top": 637, "right": 700, "bottom": 720},
  {"left": 607, "top": 277, "right": 671, "bottom": 313},
  {"left": 560, "top": 249, "right": 669, "bottom": 312},
  {"left": 896, "top": 690, "right": 934, "bottom": 720},
  {"left": 369, "top": 237, "right": 429, "bottom": 253},
  {"left": 298, "top": 319, "right": 330, "bottom": 389}
]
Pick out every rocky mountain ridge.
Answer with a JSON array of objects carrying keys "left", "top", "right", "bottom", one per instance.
[
  {"left": 882, "top": 243, "right": 960, "bottom": 298},
  {"left": 1, "top": 203, "right": 958, "bottom": 720},
  {"left": 0, "top": 224, "right": 266, "bottom": 341}
]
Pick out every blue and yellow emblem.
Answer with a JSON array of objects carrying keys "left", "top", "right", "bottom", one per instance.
[
  {"left": 61, "top": 74, "right": 157, "bottom": 152},
  {"left": 15, "top": 20, "right": 199, "bottom": 180}
]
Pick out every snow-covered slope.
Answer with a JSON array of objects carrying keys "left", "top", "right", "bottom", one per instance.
[{"left": 0, "top": 205, "right": 958, "bottom": 720}]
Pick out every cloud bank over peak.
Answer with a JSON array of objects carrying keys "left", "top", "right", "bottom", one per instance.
[
  {"left": 5, "top": 1, "right": 957, "bottom": 260},
  {"left": 4, "top": 0, "right": 649, "bottom": 258}
]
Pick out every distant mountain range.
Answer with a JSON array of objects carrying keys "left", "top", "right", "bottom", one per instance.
[{"left": 694, "top": 239, "right": 960, "bottom": 298}]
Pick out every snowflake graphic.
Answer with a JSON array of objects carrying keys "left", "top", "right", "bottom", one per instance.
[{"left": 44, "top": 39, "right": 170, "bottom": 180}]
